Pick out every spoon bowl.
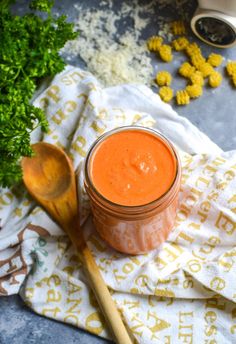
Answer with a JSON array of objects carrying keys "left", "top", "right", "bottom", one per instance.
[{"left": 22, "top": 143, "right": 72, "bottom": 200}]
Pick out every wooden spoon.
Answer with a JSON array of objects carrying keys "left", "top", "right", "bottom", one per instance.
[{"left": 21, "top": 142, "right": 133, "bottom": 344}]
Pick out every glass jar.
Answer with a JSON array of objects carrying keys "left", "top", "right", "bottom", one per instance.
[{"left": 84, "top": 126, "right": 181, "bottom": 254}]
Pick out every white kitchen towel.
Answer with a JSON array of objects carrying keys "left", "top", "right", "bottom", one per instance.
[{"left": 0, "top": 66, "right": 236, "bottom": 343}]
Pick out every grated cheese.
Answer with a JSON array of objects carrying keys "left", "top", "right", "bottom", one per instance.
[
  {"left": 61, "top": 1, "right": 155, "bottom": 87},
  {"left": 60, "top": 0, "right": 190, "bottom": 87}
]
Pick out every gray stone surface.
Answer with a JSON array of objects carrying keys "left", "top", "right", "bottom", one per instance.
[
  {"left": 0, "top": 295, "right": 109, "bottom": 344},
  {"left": 1, "top": 0, "right": 236, "bottom": 343}
]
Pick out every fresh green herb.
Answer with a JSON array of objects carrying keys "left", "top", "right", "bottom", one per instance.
[
  {"left": 0, "top": 0, "right": 78, "bottom": 188},
  {"left": 30, "top": 0, "right": 54, "bottom": 13}
]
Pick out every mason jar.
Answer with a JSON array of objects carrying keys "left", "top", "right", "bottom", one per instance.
[{"left": 84, "top": 126, "right": 181, "bottom": 254}]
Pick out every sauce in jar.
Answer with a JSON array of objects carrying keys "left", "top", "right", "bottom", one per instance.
[
  {"left": 85, "top": 126, "right": 181, "bottom": 254},
  {"left": 90, "top": 130, "right": 176, "bottom": 206}
]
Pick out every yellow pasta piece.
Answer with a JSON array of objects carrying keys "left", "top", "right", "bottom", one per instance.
[
  {"left": 179, "top": 62, "right": 195, "bottom": 78},
  {"left": 231, "top": 73, "right": 236, "bottom": 87},
  {"left": 159, "top": 86, "right": 173, "bottom": 102},
  {"left": 207, "top": 53, "right": 223, "bottom": 67},
  {"left": 172, "top": 37, "right": 189, "bottom": 51},
  {"left": 208, "top": 71, "right": 222, "bottom": 88},
  {"left": 171, "top": 21, "right": 186, "bottom": 35},
  {"left": 156, "top": 71, "right": 172, "bottom": 86},
  {"left": 226, "top": 61, "right": 236, "bottom": 76},
  {"left": 198, "top": 62, "right": 214, "bottom": 78},
  {"left": 185, "top": 42, "right": 201, "bottom": 57},
  {"left": 186, "top": 84, "right": 202, "bottom": 98},
  {"left": 176, "top": 90, "right": 190, "bottom": 105},
  {"left": 190, "top": 54, "right": 206, "bottom": 69},
  {"left": 159, "top": 44, "right": 173, "bottom": 62},
  {"left": 189, "top": 71, "right": 204, "bottom": 86},
  {"left": 147, "top": 36, "right": 163, "bottom": 52}
]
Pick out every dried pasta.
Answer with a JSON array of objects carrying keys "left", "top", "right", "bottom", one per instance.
[
  {"left": 172, "top": 37, "right": 189, "bottom": 51},
  {"left": 207, "top": 53, "right": 223, "bottom": 67},
  {"left": 159, "top": 86, "right": 173, "bottom": 102},
  {"left": 156, "top": 71, "right": 172, "bottom": 86},
  {"left": 198, "top": 62, "right": 214, "bottom": 78},
  {"left": 226, "top": 61, "right": 236, "bottom": 76},
  {"left": 179, "top": 62, "right": 195, "bottom": 78},
  {"left": 185, "top": 42, "right": 201, "bottom": 57},
  {"left": 190, "top": 71, "right": 204, "bottom": 86},
  {"left": 147, "top": 36, "right": 163, "bottom": 52},
  {"left": 159, "top": 44, "right": 173, "bottom": 62},
  {"left": 208, "top": 71, "right": 222, "bottom": 88},
  {"left": 186, "top": 84, "right": 202, "bottom": 98},
  {"left": 147, "top": 29, "right": 232, "bottom": 107},
  {"left": 190, "top": 54, "right": 206, "bottom": 69},
  {"left": 176, "top": 90, "right": 190, "bottom": 105},
  {"left": 171, "top": 21, "right": 186, "bottom": 35}
]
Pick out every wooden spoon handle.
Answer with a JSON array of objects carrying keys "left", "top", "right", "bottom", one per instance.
[
  {"left": 66, "top": 220, "right": 133, "bottom": 343},
  {"left": 80, "top": 245, "right": 133, "bottom": 344}
]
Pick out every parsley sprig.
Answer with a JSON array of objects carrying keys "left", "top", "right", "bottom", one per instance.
[{"left": 0, "top": 0, "right": 78, "bottom": 187}]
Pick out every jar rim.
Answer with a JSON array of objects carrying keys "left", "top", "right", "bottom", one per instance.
[{"left": 84, "top": 125, "right": 181, "bottom": 213}]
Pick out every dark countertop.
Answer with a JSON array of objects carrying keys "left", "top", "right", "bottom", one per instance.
[{"left": 1, "top": 1, "right": 236, "bottom": 343}]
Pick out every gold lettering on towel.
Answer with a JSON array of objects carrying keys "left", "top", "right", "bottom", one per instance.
[
  {"left": 52, "top": 100, "right": 77, "bottom": 125},
  {"left": 215, "top": 211, "right": 236, "bottom": 235},
  {"left": 90, "top": 120, "right": 107, "bottom": 135},
  {"left": 42, "top": 307, "right": 61, "bottom": 317},
  {"left": 210, "top": 277, "right": 226, "bottom": 291},
  {"left": 47, "top": 290, "right": 62, "bottom": 302},
  {"left": 178, "top": 311, "right": 193, "bottom": 344},
  {"left": 46, "top": 85, "right": 60, "bottom": 103},
  {"left": 85, "top": 312, "right": 105, "bottom": 335},
  {"left": 71, "top": 136, "right": 87, "bottom": 157}
]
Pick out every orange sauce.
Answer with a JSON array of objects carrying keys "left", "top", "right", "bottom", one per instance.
[{"left": 90, "top": 130, "right": 176, "bottom": 206}]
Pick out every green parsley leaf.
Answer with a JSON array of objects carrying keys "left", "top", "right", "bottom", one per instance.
[{"left": 0, "top": 0, "right": 78, "bottom": 188}]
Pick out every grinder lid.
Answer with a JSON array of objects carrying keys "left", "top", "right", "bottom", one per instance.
[{"left": 191, "top": 9, "right": 236, "bottom": 48}]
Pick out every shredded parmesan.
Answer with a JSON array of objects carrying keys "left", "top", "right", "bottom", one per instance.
[
  {"left": 61, "top": 0, "right": 189, "bottom": 87},
  {"left": 61, "top": 2, "right": 155, "bottom": 86}
]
